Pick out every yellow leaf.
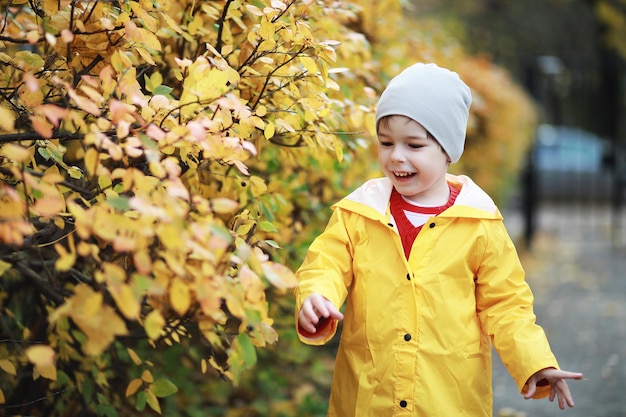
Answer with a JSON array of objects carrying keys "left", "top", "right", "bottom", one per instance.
[
  {"left": 261, "top": 261, "right": 298, "bottom": 291},
  {"left": 149, "top": 160, "right": 166, "bottom": 178},
  {"left": 0, "top": 260, "right": 11, "bottom": 277},
  {"left": 0, "top": 143, "right": 31, "bottom": 163},
  {"left": 211, "top": 197, "right": 239, "bottom": 214},
  {"left": 0, "top": 107, "right": 16, "bottom": 131},
  {"left": 0, "top": 359, "right": 16, "bottom": 376},
  {"left": 264, "top": 122, "right": 275, "bottom": 139},
  {"left": 170, "top": 278, "right": 191, "bottom": 316},
  {"left": 300, "top": 56, "right": 318, "bottom": 75},
  {"left": 25, "top": 345, "right": 57, "bottom": 381},
  {"left": 54, "top": 242, "right": 76, "bottom": 272},
  {"left": 145, "top": 388, "right": 162, "bottom": 414},
  {"left": 84, "top": 148, "right": 100, "bottom": 176},
  {"left": 48, "top": 284, "right": 128, "bottom": 356},
  {"left": 137, "top": 27, "right": 162, "bottom": 51},
  {"left": 129, "top": 1, "right": 157, "bottom": 32},
  {"left": 144, "top": 310, "right": 165, "bottom": 340},
  {"left": 136, "top": 47, "right": 156, "bottom": 66},
  {"left": 188, "top": 14, "right": 203, "bottom": 36},
  {"left": 42, "top": 165, "right": 64, "bottom": 184},
  {"left": 126, "top": 378, "right": 143, "bottom": 397},
  {"left": 112, "top": 282, "right": 140, "bottom": 320},
  {"left": 259, "top": 17, "right": 275, "bottom": 40},
  {"left": 17, "top": 84, "right": 44, "bottom": 108}
]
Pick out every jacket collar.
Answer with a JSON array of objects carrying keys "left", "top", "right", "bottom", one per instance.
[{"left": 333, "top": 174, "right": 502, "bottom": 221}]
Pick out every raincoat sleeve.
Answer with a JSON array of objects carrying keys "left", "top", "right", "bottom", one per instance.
[
  {"left": 294, "top": 208, "right": 354, "bottom": 345},
  {"left": 474, "top": 219, "right": 559, "bottom": 399}
]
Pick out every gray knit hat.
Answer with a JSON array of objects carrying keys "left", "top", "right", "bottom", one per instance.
[{"left": 375, "top": 63, "right": 472, "bottom": 163}]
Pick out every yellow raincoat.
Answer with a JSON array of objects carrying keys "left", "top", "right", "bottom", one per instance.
[{"left": 295, "top": 174, "right": 559, "bottom": 417}]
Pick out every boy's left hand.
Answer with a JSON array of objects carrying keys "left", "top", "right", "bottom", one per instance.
[{"left": 524, "top": 367, "right": 583, "bottom": 409}]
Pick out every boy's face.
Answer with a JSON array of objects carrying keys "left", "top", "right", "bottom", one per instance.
[{"left": 377, "top": 116, "right": 451, "bottom": 204}]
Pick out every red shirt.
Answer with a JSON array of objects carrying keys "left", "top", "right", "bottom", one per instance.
[{"left": 389, "top": 184, "right": 460, "bottom": 259}]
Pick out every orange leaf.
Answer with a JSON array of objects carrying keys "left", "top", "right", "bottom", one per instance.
[
  {"left": 127, "top": 348, "right": 142, "bottom": 365},
  {"left": 126, "top": 378, "right": 143, "bottom": 397}
]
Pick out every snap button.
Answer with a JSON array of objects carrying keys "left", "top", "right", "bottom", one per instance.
[
  {"left": 404, "top": 334, "right": 411, "bottom": 341},
  {"left": 429, "top": 222, "right": 435, "bottom": 228},
  {"left": 406, "top": 273, "right": 411, "bottom": 281},
  {"left": 387, "top": 223, "right": 394, "bottom": 227},
  {"left": 400, "top": 400, "right": 407, "bottom": 408}
]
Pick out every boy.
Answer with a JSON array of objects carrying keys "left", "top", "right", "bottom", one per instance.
[{"left": 295, "top": 63, "right": 582, "bottom": 416}]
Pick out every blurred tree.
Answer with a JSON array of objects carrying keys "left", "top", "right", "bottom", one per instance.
[{"left": 410, "top": 0, "right": 607, "bottom": 131}]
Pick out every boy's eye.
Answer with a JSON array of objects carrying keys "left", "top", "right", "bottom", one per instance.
[
  {"left": 379, "top": 141, "right": 393, "bottom": 147},
  {"left": 408, "top": 144, "right": 424, "bottom": 149}
]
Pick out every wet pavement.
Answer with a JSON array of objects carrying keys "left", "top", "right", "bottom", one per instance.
[{"left": 494, "top": 203, "right": 626, "bottom": 417}]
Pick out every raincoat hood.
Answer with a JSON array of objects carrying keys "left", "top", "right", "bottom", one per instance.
[{"left": 337, "top": 173, "right": 500, "bottom": 222}]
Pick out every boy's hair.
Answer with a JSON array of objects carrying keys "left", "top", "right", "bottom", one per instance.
[{"left": 375, "top": 63, "right": 472, "bottom": 163}]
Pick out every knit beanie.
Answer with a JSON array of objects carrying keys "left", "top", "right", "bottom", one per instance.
[{"left": 375, "top": 63, "right": 472, "bottom": 163}]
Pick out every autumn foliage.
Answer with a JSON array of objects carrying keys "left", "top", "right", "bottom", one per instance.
[{"left": 0, "top": 0, "right": 537, "bottom": 415}]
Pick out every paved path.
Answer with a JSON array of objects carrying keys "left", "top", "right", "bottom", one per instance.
[{"left": 494, "top": 203, "right": 626, "bottom": 417}]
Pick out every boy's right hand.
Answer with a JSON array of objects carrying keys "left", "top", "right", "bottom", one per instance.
[{"left": 298, "top": 293, "right": 344, "bottom": 334}]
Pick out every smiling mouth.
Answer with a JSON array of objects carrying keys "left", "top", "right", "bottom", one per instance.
[{"left": 393, "top": 171, "right": 416, "bottom": 178}]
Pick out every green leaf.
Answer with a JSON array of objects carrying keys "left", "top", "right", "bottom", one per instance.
[
  {"left": 106, "top": 196, "right": 130, "bottom": 211},
  {"left": 235, "top": 333, "right": 257, "bottom": 368},
  {"left": 14, "top": 51, "right": 44, "bottom": 71},
  {"left": 150, "top": 379, "right": 178, "bottom": 398},
  {"left": 82, "top": 378, "right": 94, "bottom": 402},
  {"left": 135, "top": 391, "right": 147, "bottom": 411},
  {"left": 257, "top": 221, "right": 278, "bottom": 232},
  {"left": 140, "top": 134, "right": 159, "bottom": 151},
  {"left": 95, "top": 404, "right": 119, "bottom": 417},
  {"left": 153, "top": 85, "right": 174, "bottom": 96},
  {"left": 67, "top": 166, "right": 83, "bottom": 179},
  {"left": 37, "top": 147, "right": 51, "bottom": 160}
]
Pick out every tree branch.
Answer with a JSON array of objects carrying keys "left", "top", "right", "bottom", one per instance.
[
  {"left": 12, "top": 261, "right": 66, "bottom": 305},
  {"left": 215, "top": 0, "right": 235, "bottom": 54}
]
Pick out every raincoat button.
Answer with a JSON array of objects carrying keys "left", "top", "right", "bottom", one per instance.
[
  {"left": 404, "top": 333, "right": 411, "bottom": 341},
  {"left": 400, "top": 400, "right": 407, "bottom": 408},
  {"left": 429, "top": 222, "right": 435, "bottom": 228},
  {"left": 406, "top": 273, "right": 411, "bottom": 281},
  {"left": 387, "top": 223, "right": 393, "bottom": 227}
]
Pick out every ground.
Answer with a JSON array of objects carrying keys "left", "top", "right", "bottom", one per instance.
[{"left": 494, "top": 203, "right": 626, "bottom": 417}]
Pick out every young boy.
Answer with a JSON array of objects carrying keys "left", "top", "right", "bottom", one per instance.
[{"left": 294, "top": 63, "right": 582, "bottom": 417}]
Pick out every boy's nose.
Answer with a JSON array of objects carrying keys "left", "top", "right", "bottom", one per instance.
[{"left": 390, "top": 147, "right": 405, "bottom": 162}]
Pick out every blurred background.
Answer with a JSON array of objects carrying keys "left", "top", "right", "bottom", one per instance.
[{"left": 417, "top": 1, "right": 626, "bottom": 416}]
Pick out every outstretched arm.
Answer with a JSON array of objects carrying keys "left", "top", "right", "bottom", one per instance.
[{"left": 524, "top": 367, "right": 583, "bottom": 409}]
